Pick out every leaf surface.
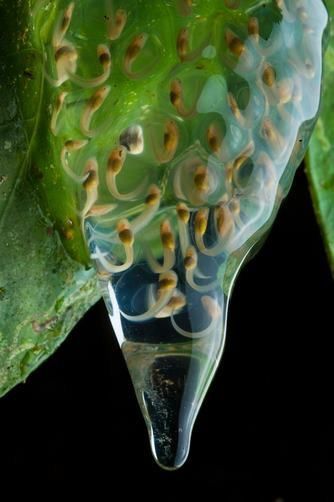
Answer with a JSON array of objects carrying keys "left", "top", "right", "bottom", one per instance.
[
  {"left": 306, "top": 4, "right": 334, "bottom": 272},
  {"left": 0, "top": 0, "right": 100, "bottom": 397}
]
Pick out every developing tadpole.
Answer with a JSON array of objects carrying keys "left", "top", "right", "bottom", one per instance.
[{"left": 29, "top": 0, "right": 328, "bottom": 472}]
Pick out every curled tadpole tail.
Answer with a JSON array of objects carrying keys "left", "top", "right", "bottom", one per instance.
[
  {"left": 118, "top": 270, "right": 227, "bottom": 470},
  {"left": 33, "top": 0, "right": 328, "bottom": 470}
]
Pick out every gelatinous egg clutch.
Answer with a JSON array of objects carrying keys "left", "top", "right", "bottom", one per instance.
[{"left": 42, "top": 0, "right": 328, "bottom": 469}]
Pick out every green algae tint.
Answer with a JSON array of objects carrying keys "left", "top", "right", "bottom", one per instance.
[{"left": 33, "top": 0, "right": 328, "bottom": 470}]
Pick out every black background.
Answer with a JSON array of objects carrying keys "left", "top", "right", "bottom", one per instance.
[{"left": 0, "top": 166, "right": 333, "bottom": 500}]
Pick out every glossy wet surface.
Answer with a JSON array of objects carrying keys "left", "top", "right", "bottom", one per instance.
[
  {"left": 2, "top": 168, "right": 334, "bottom": 498},
  {"left": 36, "top": 0, "right": 328, "bottom": 469}
]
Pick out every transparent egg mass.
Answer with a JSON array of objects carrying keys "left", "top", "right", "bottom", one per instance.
[{"left": 38, "top": 0, "right": 328, "bottom": 470}]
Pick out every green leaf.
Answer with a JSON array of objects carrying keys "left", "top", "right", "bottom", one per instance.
[
  {"left": 306, "top": 4, "right": 334, "bottom": 273},
  {"left": 0, "top": 0, "right": 100, "bottom": 397}
]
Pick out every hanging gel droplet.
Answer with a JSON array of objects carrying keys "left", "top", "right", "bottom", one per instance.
[
  {"left": 38, "top": 0, "right": 328, "bottom": 469},
  {"left": 118, "top": 273, "right": 227, "bottom": 470}
]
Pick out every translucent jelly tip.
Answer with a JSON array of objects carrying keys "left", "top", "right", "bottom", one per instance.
[
  {"left": 122, "top": 345, "right": 216, "bottom": 470},
  {"left": 144, "top": 355, "right": 194, "bottom": 471},
  {"left": 151, "top": 436, "right": 190, "bottom": 472}
]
